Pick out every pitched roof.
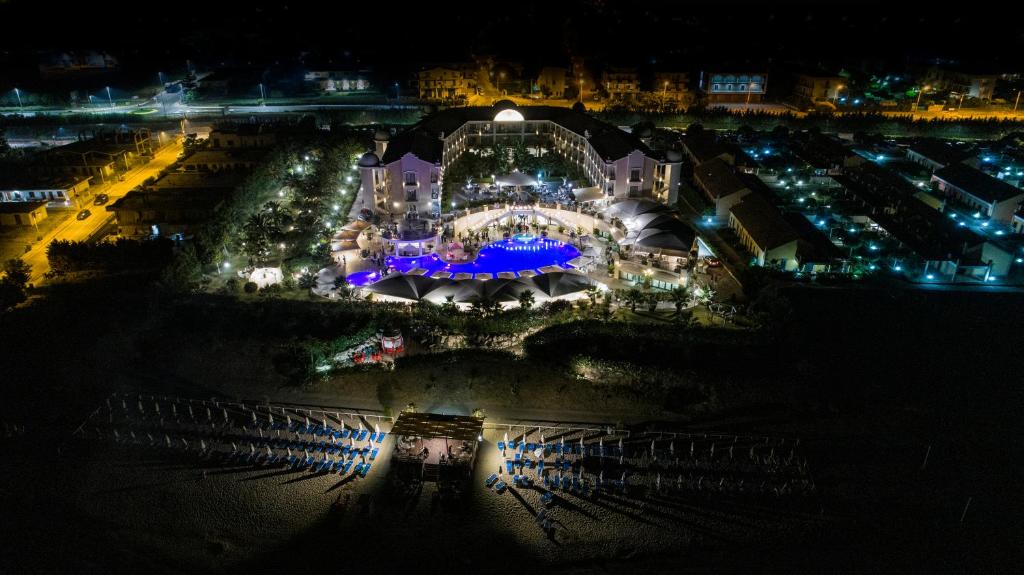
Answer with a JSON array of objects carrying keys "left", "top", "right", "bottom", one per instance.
[
  {"left": 729, "top": 194, "right": 799, "bottom": 251},
  {"left": 933, "top": 163, "right": 1024, "bottom": 204},
  {"left": 381, "top": 105, "right": 649, "bottom": 164},
  {"left": 694, "top": 157, "right": 750, "bottom": 199},
  {"left": 906, "top": 140, "right": 975, "bottom": 167}
]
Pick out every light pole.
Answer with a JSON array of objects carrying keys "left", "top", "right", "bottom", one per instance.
[
  {"left": 258, "top": 83, "right": 265, "bottom": 105},
  {"left": 833, "top": 84, "right": 844, "bottom": 105},
  {"left": 158, "top": 72, "right": 164, "bottom": 88},
  {"left": 1014, "top": 89, "right": 1021, "bottom": 112},
  {"left": 106, "top": 86, "right": 113, "bottom": 109},
  {"left": 394, "top": 82, "right": 399, "bottom": 104},
  {"left": 957, "top": 91, "right": 966, "bottom": 111},
  {"left": 578, "top": 76, "right": 584, "bottom": 103},
  {"left": 14, "top": 87, "right": 22, "bottom": 109},
  {"left": 915, "top": 85, "right": 930, "bottom": 110}
]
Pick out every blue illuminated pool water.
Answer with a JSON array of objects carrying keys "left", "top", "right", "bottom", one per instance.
[{"left": 346, "top": 235, "right": 580, "bottom": 286}]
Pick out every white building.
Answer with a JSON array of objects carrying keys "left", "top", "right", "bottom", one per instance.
[{"left": 357, "top": 103, "right": 683, "bottom": 225}]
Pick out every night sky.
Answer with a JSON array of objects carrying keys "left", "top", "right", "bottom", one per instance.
[{"left": 1, "top": 0, "right": 1021, "bottom": 81}]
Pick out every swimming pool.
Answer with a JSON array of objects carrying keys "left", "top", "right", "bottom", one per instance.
[{"left": 346, "top": 234, "right": 580, "bottom": 286}]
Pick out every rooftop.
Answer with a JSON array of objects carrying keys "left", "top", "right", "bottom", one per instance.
[
  {"left": 933, "top": 163, "right": 1024, "bottom": 204},
  {"left": 729, "top": 194, "right": 799, "bottom": 250},
  {"left": 906, "top": 140, "right": 975, "bottom": 167},
  {"left": 0, "top": 200, "right": 47, "bottom": 214},
  {"left": 390, "top": 412, "right": 484, "bottom": 441},
  {"left": 381, "top": 105, "right": 650, "bottom": 164},
  {"left": 694, "top": 157, "right": 750, "bottom": 198}
]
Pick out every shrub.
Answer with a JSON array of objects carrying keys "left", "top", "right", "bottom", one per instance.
[{"left": 243, "top": 281, "right": 258, "bottom": 293}]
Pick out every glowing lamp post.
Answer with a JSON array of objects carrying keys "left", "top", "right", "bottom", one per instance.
[
  {"left": 14, "top": 87, "right": 23, "bottom": 109},
  {"left": 106, "top": 86, "right": 113, "bottom": 109}
]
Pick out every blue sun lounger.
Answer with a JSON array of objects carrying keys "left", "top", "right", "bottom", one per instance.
[
  {"left": 494, "top": 481, "right": 507, "bottom": 493},
  {"left": 538, "top": 461, "right": 545, "bottom": 473},
  {"left": 353, "top": 462, "right": 364, "bottom": 475},
  {"left": 541, "top": 491, "right": 554, "bottom": 506},
  {"left": 512, "top": 474, "right": 520, "bottom": 486},
  {"left": 505, "top": 460, "right": 514, "bottom": 474},
  {"left": 514, "top": 452, "right": 521, "bottom": 462},
  {"left": 370, "top": 448, "right": 379, "bottom": 461},
  {"left": 485, "top": 473, "right": 499, "bottom": 487},
  {"left": 497, "top": 441, "right": 505, "bottom": 451},
  {"left": 561, "top": 476, "right": 571, "bottom": 490},
  {"left": 342, "top": 460, "right": 353, "bottom": 474},
  {"left": 360, "top": 463, "right": 371, "bottom": 477},
  {"left": 357, "top": 429, "right": 368, "bottom": 441}
]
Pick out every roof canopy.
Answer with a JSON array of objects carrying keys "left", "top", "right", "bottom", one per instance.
[{"left": 391, "top": 412, "right": 484, "bottom": 441}]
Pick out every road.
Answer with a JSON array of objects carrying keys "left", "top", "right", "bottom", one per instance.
[{"left": 23, "top": 139, "right": 183, "bottom": 284}]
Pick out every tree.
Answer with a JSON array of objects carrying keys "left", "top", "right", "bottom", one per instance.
[
  {"left": 440, "top": 295, "right": 458, "bottom": 315},
  {"left": 517, "top": 290, "right": 535, "bottom": 310},
  {"left": 2, "top": 259, "right": 31, "bottom": 288},
  {"left": 624, "top": 288, "right": 644, "bottom": 312},
  {"left": 670, "top": 286, "right": 688, "bottom": 315},
  {"left": 0, "top": 258, "right": 30, "bottom": 311},
  {"left": 298, "top": 271, "right": 318, "bottom": 289},
  {"left": 242, "top": 211, "right": 280, "bottom": 264},
  {"left": 646, "top": 293, "right": 659, "bottom": 312}
]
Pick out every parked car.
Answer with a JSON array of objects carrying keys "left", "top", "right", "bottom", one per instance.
[
  {"left": 93, "top": 194, "right": 109, "bottom": 205},
  {"left": 77, "top": 209, "right": 92, "bottom": 220}
]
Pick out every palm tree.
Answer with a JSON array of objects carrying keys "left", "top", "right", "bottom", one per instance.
[
  {"left": 624, "top": 288, "right": 643, "bottom": 312},
  {"left": 518, "top": 290, "right": 535, "bottom": 310},
  {"left": 670, "top": 286, "right": 688, "bottom": 315},
  {"left": 242, "top": 211, "right": 280, "bottom": 264}
]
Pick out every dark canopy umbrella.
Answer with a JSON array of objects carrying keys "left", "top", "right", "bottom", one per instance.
[
  {"left": 366, "top": 273, "right": 438, "bottom": 301},
  {"left": 528, "top": 272, "right": 593, "bottom": 299}
]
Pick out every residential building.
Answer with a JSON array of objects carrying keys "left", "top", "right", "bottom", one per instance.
[
  {"left": 208, "top": 124, "right": 277, "bottom": 149},
  {"left": 0, "top": 175, "right": 92, "bottom": 208},
  {"left": 693, "top": 157, "right": 751, "bottom": 216},
  {"left": 653, "top": 72, "right": 691, "bottom": 104},
  {"left": 923, "top": 68, "right": 998, "bottom": 101},
  {"left": 418, "top": 66, "right": 474, "bottom": 102},
  {"left": 791, "top": 133, "right": 865, "bottom": 175},
  {"left": 34, "top": 130, "right": 154, "bottom": 183},
  {"left": 680, "top": 134, "right": 735, "bottom": 166},
  {"left": 701, "top": 72, "right": 767, "bottom": 104},
  {"left": 792, "top": 73, "right": 844, "bottom": 106},
  {"left": 536, "top": 67, "right": 569, "bottom": 98},
  {"left": 931, "top": 163, "right": 1024, "bottom": 221},
  {"left": 728, "top": 194, "right": 799, "bottom": 270},
  {"left": 357, "top": 103, "right": 683, "bottom": 223},
  {"left": 0, "top": 201, "right": 48, "bottom": 228},
  {"left": 107, "top": 188, "right": 228, "bottom": 239},
  {"left": 180, "top": 149, "right": 265, "bottom": 173},
  {"left": 303, "top": 69, "right": 373, "bottom": 93},
  {"left": 601, "top": 68, "right": 640, "bottom": 101},
  {"left": 905, "top": 140, "right": 977, "bottom": 172}
]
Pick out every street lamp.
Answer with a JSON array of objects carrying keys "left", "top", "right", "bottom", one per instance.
[
  {"left": 106, "top": 86, "right": 113, "bottom": 109},
  {"left": 158, "top": 72, "right": 164, "bottom": 87},
  {"left": 13, "top": 87, "right": 22, "bottom": 109},
  {"left": 1014, "top": 89, "right": 1021, "bottom": 112},
  {"left": 394, "top": 82, "right": 400, "bottom": 103},
  {"left": 833, "top": 84, "right": 844, "bottom": 104},
  {"left": 915, "top": 85, "right": 930, "bottom": 110},
  {"left": 258, "top": 83, "right": 265, "bottom": 105}
]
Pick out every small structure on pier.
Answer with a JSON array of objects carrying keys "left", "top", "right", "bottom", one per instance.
[{"left": 390, "top": 412, "right": 483, "bottom": 483}]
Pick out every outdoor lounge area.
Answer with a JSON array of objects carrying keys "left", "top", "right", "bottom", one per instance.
[{"left": 391, "top": 412, "right": 483, "bottom": 482}]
